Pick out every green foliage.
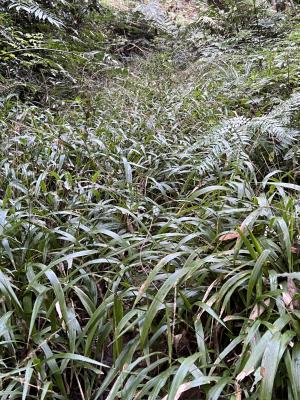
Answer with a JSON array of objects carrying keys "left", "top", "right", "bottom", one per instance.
[
  {"left": 194, "top": 0, "right": 293, "bottom": 35},
  {"left": 193, "top": 92, "right": 300, "bottom": 176},
  {"left": 0, "top": 9, "right": 125, "bottom": 102},
  {"left": 2, "top": 0, "right": 102, "bottom": 27},
  {"left": 1, "top": 1, "right": 300, "bottom": 399},
  {"left": 5, "top": 0, "right": 64, "bottom": 27},
  {"left": 0, "top": 1, "right": 171, "bottom": 102}
]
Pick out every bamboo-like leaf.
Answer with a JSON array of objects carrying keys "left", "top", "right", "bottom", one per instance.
[
  {"left": 285, "top": 347, "right": 300, "bottom": 400},
  {"left": 188, "top": 185, "right": 229, "bottom": 201},
  {"left": 167, "top": 353, "right": 202, "bottom": 400},
  {"left": 247, "top": 249, "right": 271, "bottom": 306},
  {"left": 50, "top": 353, "right": 109, "bottom": 370},
  {"left": 260, "top": 330, "right": 295, "bottom": 400},
  {"left": 134, "top": 252, "right": 184, "bottom": 306},
  {"left": 237, "top": 315, "right": 291, "bottom": 381},
  {"left": 140, "top": 268, "right": 189, "bottom": 347},
  {"left": 28, "top": 294, "right": 44, "bottom": 342},
  {"left": 208, "top": 376, "right": 232, "bottom": 400},
  {"left": 44, "top": 269, "right": 68, "bottom": 326},
  {"left": 113, "top": 294, "right": 124, "bottom": 361},
  {"left": 22, "top": 360, "right": 33, "bottom": 400}
]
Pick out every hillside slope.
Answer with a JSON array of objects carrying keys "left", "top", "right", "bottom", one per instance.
[{"left": 1, "top": 2, "right": 300, "bottom": 399}]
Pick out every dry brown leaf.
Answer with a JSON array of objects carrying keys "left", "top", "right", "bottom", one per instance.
[
  {"left": 249, "top": 299, "right": 270, "bottom": 320},
  {"left": 173, "top": 330, "right": 189, "bottom": 353},
  {"left": 127, "top": 217, "right": 135, "bottom": 233},
  {"left": 173, "top": 333, "right": 183, "bottom": 353},
  {"left": 58, "top": 262, "right": 66, "bottom": 276},
  {"left": 219, "top": 232, "right": 240, "bottom": 241},
  {"left": 283, "top": 277, "right": 299, "bottom": 309},
  {"left": 235, "top": 382, "right": 242, "bottom": 400},
  {"left": 260, "top": 366, "right": 266, "bottom": 378},
  {"left": 282, "top": 291, "right": 293, "bottom": 308},
  {"left": 288, "top": 277, "right": 298, "bottom": 296},
  {"left": 291, "top": 246, "right": 300, "bottom": 255},
  {"left": 138, "top": 282, "right": 146, "bottom": 297}
]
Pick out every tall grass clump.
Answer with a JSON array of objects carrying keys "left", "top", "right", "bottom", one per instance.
[{"left": 1, "top": 1, "right": 300, "bottom": 399}]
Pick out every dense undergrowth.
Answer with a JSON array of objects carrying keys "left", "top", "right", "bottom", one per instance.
[{"left": 1, "top": 0, "right": 300, "bottom": 399}]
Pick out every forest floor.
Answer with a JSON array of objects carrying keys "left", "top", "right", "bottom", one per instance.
[
  {"left": 104, "top": 0, "right": 199, "bottom": 21},
  {"left": 1, "top": 3, "right": 300, "bottom": 399}
]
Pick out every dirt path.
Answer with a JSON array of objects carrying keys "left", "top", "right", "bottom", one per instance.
[{"left": 102, "top": 0, "right": 199, "bottom": 24}]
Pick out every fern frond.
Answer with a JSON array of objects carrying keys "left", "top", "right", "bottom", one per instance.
[
  {"left": 6, "top": 0, "right": 63, "bottom": 27},
  {"left": 249, "top": 117, "right": 298, "bottom": 148},
  {"left": 269, "top": 92, "right": 300, "bottom": 125},
  {"left": 197, "top": 15, "right": 224, "bottom": 33},
  {"left": 191, "top": 93, "right": 300, "bottom": 176}
]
